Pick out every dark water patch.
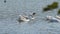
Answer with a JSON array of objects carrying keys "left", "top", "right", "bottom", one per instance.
[{"left": 4, "top": 0, "right": 6, "bottom": 3}]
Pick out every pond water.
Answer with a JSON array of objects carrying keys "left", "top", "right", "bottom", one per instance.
[{"left": 0, "top": 0, "right": 60, "bottom": 34}]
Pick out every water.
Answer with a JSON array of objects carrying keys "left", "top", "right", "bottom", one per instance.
[{"left": 0, "top": 0, "right": 60, "bottom": 34}]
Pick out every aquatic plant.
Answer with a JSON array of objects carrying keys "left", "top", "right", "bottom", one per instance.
[
  {"left": 43, "top": 7, "right": 51, "bottom": 11},
  {"left": 57, "top": 9, "right": 60, "bottom": 15},
  {"left": 43, "top": 2, "right": 58, "bottom": 11},
  {"left": 48, "top": 2, "right": 58, "bottom": 9}
]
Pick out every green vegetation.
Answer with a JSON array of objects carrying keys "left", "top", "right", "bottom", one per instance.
[
  {"left": 43, "top": 2, "right": 58, "bottom": 11},
  {"left": 48, "top": 2, "right": 58, "bottom": 9},
  {"left": 43, "top": 7, "right": 51, "bottom": 11},
  {"left": 57, "top": 9, "right": 60, "bottom": 15}
]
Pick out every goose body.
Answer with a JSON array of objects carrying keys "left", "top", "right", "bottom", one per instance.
[
  {"left": 46, "top": 16, "right": 60, "bottom": 22},
  {"left": 55, "top": 16, "right": 60, "bottom": 19},
  {"left": 18, "top": 12, "right": 36, "bottom": 22},
  {"left": 18, "top": 15, "right": 30, "bottom": 22}
]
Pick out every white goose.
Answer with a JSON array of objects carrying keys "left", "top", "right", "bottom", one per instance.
[
  {"left": 18, "top": 15, "right": 30, "bottom": 22},
  {"left": 18, "top": 12, "right": 36, "bottom": 22},
  {"left": 46, "top": 16, "right": 60, "bottom": 22},
  {"left": 55, "top": 16, "right": 60, "bottom": 20}
]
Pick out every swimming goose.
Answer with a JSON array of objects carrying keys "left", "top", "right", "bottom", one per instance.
[
  {"left": 18, "top": 15, "right": 30, "bottom": 22},
  {"left": 18, "top": 12, "right": 36, "bottom": 22},
  {"left": 46, "top": 16, "right": 60, "bottom": 22},
  {"left": 55, "top": 16, "right": 60, "bottom": 19}
]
